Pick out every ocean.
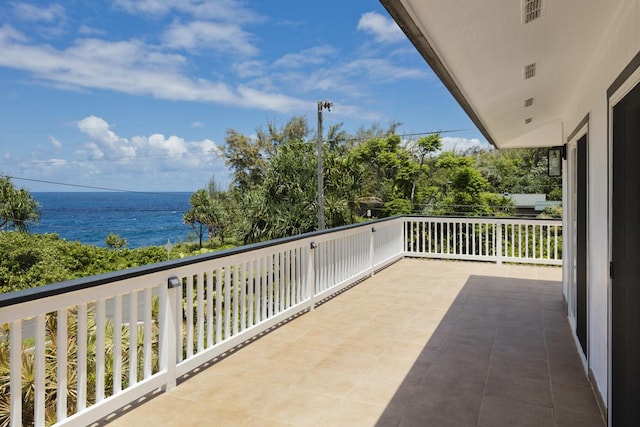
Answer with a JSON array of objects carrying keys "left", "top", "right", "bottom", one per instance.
[{"left": 31, "top": 192, "right": 194, "bottom": 248}]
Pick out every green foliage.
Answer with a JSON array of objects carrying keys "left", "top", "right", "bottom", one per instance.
[
  {"left": 257, "top": 138, "right": 318, "bottom": 240},
  {"left": 105, "top": 233, "right": 127, "bottom": 249},
  {"left": 0, "top": 232, "right": 168, "bottom": 294},
  {"left": 0, "top": 303, "right": 161, "bottom": 426},
  {"left": 382, "top": 198, "right": 414, "bottom": 216},
  {"left": 0, "top": 174, "right": 40, "bottom": 232},
  {"left": 183, "top": 189, "right": 214, "bottom": 247}
]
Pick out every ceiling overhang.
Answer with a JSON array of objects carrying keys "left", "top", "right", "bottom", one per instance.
[{"left": 380, "top": 0, "right": 621, "bottom": 149}]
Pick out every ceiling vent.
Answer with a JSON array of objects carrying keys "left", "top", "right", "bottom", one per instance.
[
  {"left": 524, "top": 63, "right": 537, "bottom": 79},
  {"left": 523, "top": 0, "right": 542, "bottom": 24},
  {"left": 525, "top": 117, "right": 533, "bottom": 124},
  {"left": 524, "top": 97, "right": 534, "bottom": 107}
]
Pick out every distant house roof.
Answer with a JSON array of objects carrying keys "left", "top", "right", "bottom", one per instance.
[{"left": 507, "top": 194, "right": 546, "bottom": 208}]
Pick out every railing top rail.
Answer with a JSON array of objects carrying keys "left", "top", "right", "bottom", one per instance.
[
  {"left": 0, "top": 216, "right": 401, "bottom": 308},
  {"left": 405, "top": 215, "right": 562, "bottom": 223}
]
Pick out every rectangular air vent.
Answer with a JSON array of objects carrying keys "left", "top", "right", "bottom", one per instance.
[
  {"left": 524, "top": 97, "right": 534, "bottom": 107},
  {"left": 524, "top": 63, "right": 537, "bottom": 79},
  {"left": 523, "top": 0, "right": 542, "bottom": 24},
  {"left": 525, "top": 117, "right": 533, "bottom": 124}
]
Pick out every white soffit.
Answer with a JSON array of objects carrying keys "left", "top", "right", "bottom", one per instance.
[
  {"left": 499, "top": 119, "right": 563, "bottom": 149},
  {"left": 383, "top": 0, "right": 620, "bottom": 149}
]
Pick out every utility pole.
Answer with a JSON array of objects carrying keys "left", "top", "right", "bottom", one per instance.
[{"left": 317, "top": 100, "right": 332, "bottom": 230}]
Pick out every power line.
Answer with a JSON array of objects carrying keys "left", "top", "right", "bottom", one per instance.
[
  {"left": 6, "top": 175, "right": 188, "bottom": 196},
  {"left": 325, "top": 128, "right": 474, "bottom": 144}
]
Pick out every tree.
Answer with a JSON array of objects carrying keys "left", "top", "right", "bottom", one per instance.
[
  {"left": 205, "top": 177, "right": 232, "bottom": 244},
  {"left": 105, "top": 233, "right": 127, "bottom": 249},
  {"left": 410, "top": 134, "right": 442, "bottom": 203},
  {"left": 224, "top": 130, "right": 267, "bottom": 190},
  {"left": 259, "top": 138, "right": 317, "bottom": 239},
  {"left": 350, "top": 134, "right": 414, "bottom": 205},
  {"left": 0, "top": 174, "right": 40, "bottom": 232},
  {"left": 183, "top": 189, "right": 214, "bottom": 247}
]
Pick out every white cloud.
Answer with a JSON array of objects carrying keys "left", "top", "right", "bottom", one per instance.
[
  {"left": 49, "top": 135, "right": 63, "bottom": 149},
  {"left": 114, "top": 0, "right": 264, "bottom": 23},
  {"left": 162, "top": 20, "right": 257, "bottom": 55},
  {"left": 35, "top": 115, "right": 229, "bottom": 187},
  {"left": 441, "top": 137, "right": 491, "bottom": 152},
  {"left": 78, "top": 115, "right": 136, "bottom": 160},
  {"left": 12, "top": 2, "right": 65, "bottom": 23},
  {"left": 233, "top": 59, "right": 266, "bottom": 79},
  {"left": 76, "top": 115, "right": 223, "bottom": 165},
  {"left": 273, "top": 45, "right": 337, "bottom": 69},
  {"left": 191, "top": 121, "right": 203, "bottom": 128},
  {"left": 342, "top": 58, "right": 427, "bottom": 81},
  {"left": 357, "top": 11, "right": 404, "bottom": 43},
  {"left": 78, "top": 25, "right": 105, "bottom": 36},
  {"left": 0, "top": 27, "right": 310, "bottom": 114}
]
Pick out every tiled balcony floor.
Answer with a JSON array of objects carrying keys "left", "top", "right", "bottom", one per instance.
[{"left": 102, "top": 259, "right": 604, "bottom": 426}]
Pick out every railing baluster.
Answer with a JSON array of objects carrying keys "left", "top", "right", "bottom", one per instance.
[
  {"left": 233, "top": 264, "right": 240, "bottom": 336},
  {"left": 197, "top": 272, "right": 205, "bottom": 352},
  {"left": 215, "top": 269, "right": 222, "bottom": 344},
  {"left": 206, "top": 272, "right": 214, "bottom": 348},
  {"left": 286, "top": 250, "right": 292, "bottom": 308},
  {"left": 273, "top": 254, "right": 280, "bottom": 315},
  {"left": 35, "top": 314, "right": 46, "bottom": 426},
  {"left": 57, "top": 308, "right": 68, "bottom": 422},
  {"left": 254, "top": 258, "right": 261, "bottom": 322},
  {"left": 77, "top": 302, "right": 88, "bottom": 411},
  {"left": 240, "top": 262, "right": 247, "bottom": 332},
  {"left": 96, "top": 299, "right": 106, "bottom": 402},
  {"left": 10, "top": 320, "right": 22, "bottom": 427},
  {"left": 519, "top": 224, "right": 523, "bottom": 258},
  {"left": 129, "top": 291, "right": 138, "bottom": 387},
  {"left": 293, "top": 249, "right": 299, "bottom": 305},
  {"left": 114, "top": 294, "right": 123, "bottom": 393},
  {"left": 143, "top": 288, "right": 152, "bottom": 378},
  {"left": 223, "top": 266, "right": 230, "bottom": 340},
  {"left": 262, "top": 255, "right": 268, "bottom": 319},
  {"left": 186, "top": 275, "right": 194, "bottom": 358},
  {"left": 532, "top": 224, "right": 537, "bottom": 259}
]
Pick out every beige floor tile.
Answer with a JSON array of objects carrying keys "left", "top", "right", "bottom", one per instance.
[
  {"left": 289, "top": 365, "right": 361, "bottom": 398},
  {"left": 254, "top": 388, "right": 342, "bottom": 426},
  {"left": 347, "top": 374, "right": 405, "bottom": 407},
  {"left": 320, "top": 400, "right": 386, "bottom": 427},
  {"left": 102, "top": 260, "right": 599, "bottom": 427}
]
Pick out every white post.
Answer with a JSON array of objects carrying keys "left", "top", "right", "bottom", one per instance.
[
  {"left": 370, "top": 227, "right": 376, "bottom": 276},
  {"left": 308, "top": 242, "right": 317, "bottom": 311},
  {"left": 161, "top": 277, "right": 181, "bottom": 391},
  {"left": 497, "top": 222, "right": 503, "bottom": 265},
  {"left": 10, "top": 321, "right": 22, "bottom": 427},
  {"left": 57, "top": 309, "right": 68, "bottom": 422},
  {"left": 34, "top": 314, "right": 46, "bottom": 427}
]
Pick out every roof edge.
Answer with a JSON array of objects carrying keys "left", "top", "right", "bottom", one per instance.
[{"left": 379, "top": 0, "right": 497, "bottom": 148}]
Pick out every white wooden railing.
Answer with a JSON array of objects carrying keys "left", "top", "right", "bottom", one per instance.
[
  {"left": 0, "top": 216, "right": 560, "bottom": 426},
  {"left": 404, "top": 217, "right": 562, "bottom": 265}
]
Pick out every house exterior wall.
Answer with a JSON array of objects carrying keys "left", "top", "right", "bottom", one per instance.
[{"left": 562, "top": 0, "right": 640, "bottom": 410}]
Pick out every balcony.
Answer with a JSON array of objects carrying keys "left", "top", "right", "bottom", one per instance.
[{"left": 1, "top": 216, "right": 603, "bottom": 426}]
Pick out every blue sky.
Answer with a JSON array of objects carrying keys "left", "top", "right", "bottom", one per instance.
[{"left": 0, "top": 0, "right": 489, "bottom": 192}]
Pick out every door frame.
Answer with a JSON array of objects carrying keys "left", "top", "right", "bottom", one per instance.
[
  {"left": 607, "top": 55, "right": 640, "bottom": 427},
  {"left": 566, "top": 117, "right": 589, "bottom": 370}
]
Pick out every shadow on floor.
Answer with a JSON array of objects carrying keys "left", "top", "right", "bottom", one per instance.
[{"left": 375, "top": 275, "right": 605, "bottom": 427}]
